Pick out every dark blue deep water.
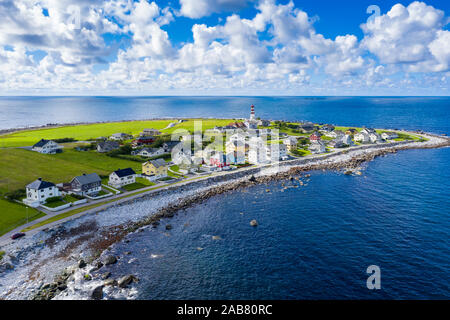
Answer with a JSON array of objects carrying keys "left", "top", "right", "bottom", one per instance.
[
  {"left": 0, "top": 96, "right": 449, "bottom": 134},
  {"left": 1, "top": 96, "right": 449, "bottom": 299},
  {"left": 106, "top": 148, "right": 450, "bottom": 299}
]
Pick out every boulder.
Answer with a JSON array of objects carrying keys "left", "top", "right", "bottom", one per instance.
[
  {"left": 78, "top": 259, "right": 87, "bottom": 268},
  {"left": 250, "top": 220, "right": 258, "bottom": 227},
  {"left": 117, "top": 275, "right": 139, "bottom": 288},
  {"left": 101, "top": 272, "right": 111, "bottom": 280},
  {"left": 91, "top": 285, "right": 104, "bottom": 300},
  {"left": 165, "top": 224, "right": 173, "bottom": 230},
  {"left": 104, "top": 279, "right": 117, "bottom": 287},
  {"left": 101, "top": 255, "right": 117, "bottom": 265}
]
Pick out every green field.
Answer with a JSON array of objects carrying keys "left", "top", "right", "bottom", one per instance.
[
  {"left": 0, "top": 148, "right": 143, "bottom": 193},
  {"left": 0, "top": 199, "right": 45, "bottom": 236},
  {"left": 0, "top": 119, "right": 236, "bottom": 148}
]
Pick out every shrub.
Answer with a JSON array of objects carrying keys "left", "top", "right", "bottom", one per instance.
[
  {"left": 53, "top": 137, "right": 77, "bottom": 143},
  {"left": 45, "top": 196, "right": 62, "bottom": 203},
  {"left": 5, "top": 189, "right": 26, "bottom": 201}
]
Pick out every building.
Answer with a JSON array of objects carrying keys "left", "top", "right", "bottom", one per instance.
[
  {"left": 140, "top": 128, "right": 161, "bottom": 136},
  {"left": 369, "top": 132, "right": 383, "bottom": 143},
  {"left": 132, "top": 136, "right": 155, "bottom": 148},
  {"left": 97, "top": 140, "right": 120, "bottom": 153},
  {"left": 299, "top": 122, "right": 316, "bottom": 132},
  {"left": 142, "top": 159, "right": 168, "bottom": 179},
  {"left": 354, "top": 132, "right": 371, "bottom": 143},
  {"left": 248, "top": 137, "right": 269, "bottom": 164},
  {"left": 381, "top": 132, "right": 399, "bottom": 140},
  {"left": 320, "top": 124, "right": 335, "bottom": 132},
  {"left": 136, "top": 147, "right": 165, "bottom": 158},
  {"left": 341, "top": 134, "right": 354, "bottom": 146},
  {"left": 227, "top": 122, "right": 247, "bottom": 129},
  {"left": 266, "top": 143, "right": 288, "bottom": 161},
  {"left": 23, "top": 178, "right": 60, "bottom": 207},
  {"left": 162, "top": 141, "right": 181, "bottom": 152},
  {"left": 209, "top": 152, "right": 229, "bottom": 168},
  {"left": 110, "top": 133, "right": 133, "bottom": 141},
  {"left": 32, "top": 139, "right": 62, "bottom": 154},
  {"left": 109, "top": 168, "right": 136, "bottom": 188},
  {"left": 345, "top": 128, "right": 358, "bottom": 135},
  {"left": 309, "top": 132, "right": 321, "bottom": 143},
  {"left": 309, "top": 141, "right": 326, "bottom": 154},
  {"left": 258, "top": 119, "right": 271, "bottom": 127},
  {"left": 225, "top": 140, "right": 246, "bottom": 164},
  {"left": 70, "top": 173, "right": 102, "bottom": 196},
  {"left": 244, "top": 105, "right": 258, "bottom": 129},
  {"left": 283, "top": 137, "right": 298, "bottom": 152}
]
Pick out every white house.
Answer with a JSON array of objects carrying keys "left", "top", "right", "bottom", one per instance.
[
  {"left": 110, "top": 133, "right": 132, "bottom": 141},
  {"left": 136, "top": 147, "right": 165, "bottom": 158},
  {"left": 309, "top": 141, "right": 326, "bottom": 154},
  {"left": 108, "top": 168, "right": 136, "bottom": 188},
  {"left": 354, "top": 132, "right": 371, "bottom": 143},
  {"left": 369, "top": 132, "right": 383, "bottom": 143},
  {"left": 381, "top": 132, "right": 398, "bottom": 140},
  {"left": 23, "top": 178, "right": 60, "bottom": 207},
  {"left": 32, "top": 139, "right": 61, "bottom": 154},
  {"left": 266, "top": 143, "right": 287, "bottom": 161},
  {"left": 341, "top": 134, "right": 354, "bottom": 146}
]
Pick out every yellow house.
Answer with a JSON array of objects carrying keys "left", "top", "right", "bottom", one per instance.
[{"left": 142, "top": 158, "right": 168, "bottom": 178}]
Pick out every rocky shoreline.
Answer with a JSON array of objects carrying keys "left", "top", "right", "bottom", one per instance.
[{"left": 1, "top": 132, "right": 449, "bottom": 300}]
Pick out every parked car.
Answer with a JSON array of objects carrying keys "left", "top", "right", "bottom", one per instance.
[{"left": 11, "top": 232, "right": 25, "bottom": 240}]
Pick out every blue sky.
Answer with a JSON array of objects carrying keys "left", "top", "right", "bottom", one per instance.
[{"left": 0, "top": 0, "right": 449, "bottom": 95}]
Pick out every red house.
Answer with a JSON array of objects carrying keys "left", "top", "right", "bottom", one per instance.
[
  {"left": 309, "top": 133, "right": 321, "bottom": 142},
  {"left": 132, "top": 136, "right": 155, "bottom": 148}
]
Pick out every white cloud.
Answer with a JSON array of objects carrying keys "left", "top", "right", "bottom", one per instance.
[
  {"left": 361, "top": 1, "right": 449, "bottom": 72},
  {"left": 179, "top": 0, "right": 252, "bottom": 19}
]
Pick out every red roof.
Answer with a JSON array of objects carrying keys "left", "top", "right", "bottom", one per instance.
[{"left": 310, "top": 133, "right": 321, "bottom": 141}]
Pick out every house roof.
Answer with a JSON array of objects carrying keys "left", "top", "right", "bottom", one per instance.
[
  {"left": 33, "top": 139, "right": 51, "bottom": 148},
  {"left": 72, "top": 173, "right": 101, "bottom": 185},
  {"left": 98, "top": 140, "right": 119, "bottom": 149},
  {"left": 149, "top": 158, "right": 167, "bottom": 168},
  {"left": 26, "top": 178, "right": 55, "bottom": 190},
  {"left": 163, "top": 141, "right": 180, "bottom": 148},
  {"left": 113, "top": 168, "right": 136, "bottom": 177}
]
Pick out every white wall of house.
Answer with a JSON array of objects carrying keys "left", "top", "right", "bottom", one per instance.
[
  {"left": 108, "top": 172, "right": 136, "bottom": 188},
  {"left": 25, "top": 186, "right": 60, "bottom": 205},
  {"left": 33, "top": 141, "right": 60, "bottom": 154}
]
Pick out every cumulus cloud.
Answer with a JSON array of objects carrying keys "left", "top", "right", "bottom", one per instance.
[
  {"left": 0, "top": 0, "right": 448, "bottom": 94},
  {"left": 361, "top": 1, "right": 450, "bottom": 72},
  {"left": 179, "top": 0, "right": 253, "bottom": 19}
]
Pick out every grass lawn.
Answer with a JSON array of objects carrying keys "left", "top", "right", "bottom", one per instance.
[
  {"left": 121, "top": 182, "right": 148, "bottom": 191},
  {"left": 44, "top": 200, "right": 67, "bottom": 208},
  {"left": 0, "top": 148, "right": 142, "bottom": 193},
  {"left": 63, "top": 194, "right": 85, "bottom": 203},
  {"left": 0, "top": 199, "right": 46, "bottom": 236},
  {"left": 0, "top": 119, "right": 237, "bottom": 148}
]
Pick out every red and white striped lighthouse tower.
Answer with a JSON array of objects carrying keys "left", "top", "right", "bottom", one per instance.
[{"left": 250, "top": 104, "right": 255, "bottom": 121}]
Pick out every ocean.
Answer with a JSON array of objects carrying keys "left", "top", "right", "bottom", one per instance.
[
  {"left": 1, "top": 96, "right": 449, "bottom": 299},
  {"left": 0, "top": 96, "right": 449, "bottom": 134}
]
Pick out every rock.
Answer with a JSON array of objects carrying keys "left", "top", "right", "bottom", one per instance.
[
  {"left": 84, "top": 274, "right": 92, "bottom": 281},
  {"left": 57, "top": 283, "right": 67, "bottom": 291},
  {"left": 101, "top": 272, "right": 111, "bottom": 280},
  {"left": 78, "top": 259, "right": 87, "bottom": 268},
  {"left": 128, "top": 258, "right": 137, "bottom": 264},
  {"left": 212, "top": 235, "right": 222, "bottom": 240},
  {"left": 355, "top": 171, "right": 362, "bottom": 175},
  {"left": 91, "top": 285, "right": 104, "bottom": 300},
  {"left": 165, "top": 224, "right": 173, "bottom": 230},
  {"left": 118, "top": 275, "right": 139, "bottom": 288},
  {"left": 104, "top": 279, "right": 117, "bottom": 286},
  {"left": 124, "top": 251, "right": 132, "bottom": 255},
  {"left": 250, "top": 220, "right": 258, "bottom": 227},
  {"left": 101, "top": 255, "right": 117, "bottom": 265},
  {"left": 196, "top": 247, "right": 204, "bottom": 251}
]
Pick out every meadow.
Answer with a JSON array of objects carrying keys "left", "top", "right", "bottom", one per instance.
[
  {"left": 0, "top": 199, "right": 45, "bottom": 236},
  {"left": 0, "top": 119, "right": 236, "bottom": 147}
]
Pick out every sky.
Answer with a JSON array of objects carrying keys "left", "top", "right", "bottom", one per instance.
[{"left": 0, "top": 0, "right": 449, "bottom": 96}]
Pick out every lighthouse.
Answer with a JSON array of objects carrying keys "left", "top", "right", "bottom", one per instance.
[{"left": 250, "top": 104, "right": 255, "bottom": 121}]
